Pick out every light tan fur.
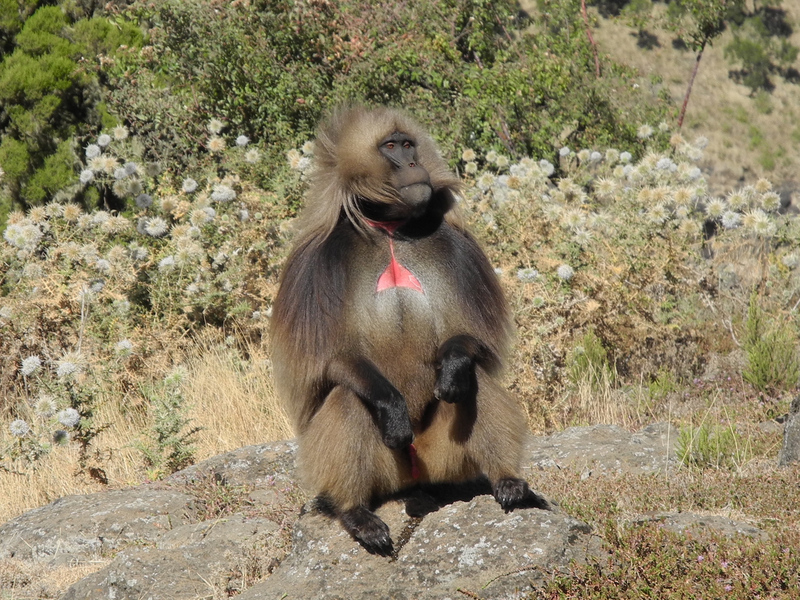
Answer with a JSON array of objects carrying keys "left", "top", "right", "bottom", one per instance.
[{"left": 271, "top": 106, "right": 527, "bottom": 515}]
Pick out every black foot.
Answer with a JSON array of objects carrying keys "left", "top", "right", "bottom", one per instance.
[
  {"left": 340, "top": 506, "right": 393, "bottom": 556},
  {"left": 492, "top": 477, "right": 550, "bottom": 512}
]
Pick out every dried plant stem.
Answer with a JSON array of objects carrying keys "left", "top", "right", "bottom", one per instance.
[
  {"left": 678, "top": 43, "right": 705, "bottom": 129},
  {"left": 581, "top": 0, "right": 601, "bottom": 78}
]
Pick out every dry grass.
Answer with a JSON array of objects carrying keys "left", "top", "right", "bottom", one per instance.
[
  {"left": 183, "top": 341, "right": 293, "bottom": 459},
  {"left": 588, "top": 2, "right": 800, "bottom": 195},
  {"left": 0, "top": 339, "right": 292, "bottom": 525},
  {"left": 0, "top": 558, "right": 110, "bottom": 599}
]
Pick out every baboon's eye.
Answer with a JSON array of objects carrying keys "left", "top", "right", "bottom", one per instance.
[
  {"left": 403, "top": 141, "right": 411, "bottom": 149},
  {"left": 385, "top": 142, "right": 395, "bottom": 150}
]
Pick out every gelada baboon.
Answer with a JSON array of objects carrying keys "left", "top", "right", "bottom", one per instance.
[{"left": 271, "top": 106, "right": 540, "bottom": 554}]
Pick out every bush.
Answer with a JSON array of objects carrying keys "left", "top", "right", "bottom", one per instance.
[
  {"left": 102, "top": 0, "right": 671, "bottom": 196},
  {"left": 742, "top": 290, "right": 799, "bottom": 394},
  {"left": 0, "top": 3, "right": 142, "bottom": 209}
]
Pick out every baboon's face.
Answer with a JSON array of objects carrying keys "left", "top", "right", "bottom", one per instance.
[{"left": 377, "top": 131, "right": 432, "bottom": 219}]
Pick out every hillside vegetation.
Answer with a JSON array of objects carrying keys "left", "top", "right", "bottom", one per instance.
[{"left": 1, "top": 1, "right": 799, "bottom": 596}]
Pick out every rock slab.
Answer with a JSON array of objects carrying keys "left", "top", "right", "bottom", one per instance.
[
  {"left": 778, "top": 395, "right": 800, "bottom": 466},
  {"left": 240, "top": 496, "right": 603, "bottom": 600}
]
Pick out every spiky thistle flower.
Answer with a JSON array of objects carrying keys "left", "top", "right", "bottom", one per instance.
[
  {"left": 559, "top": 147, "right": 571, "bottom": 158},
  {"left": 97, "top": 134, "right": 112, "bottom": 147},
  {"left": 516, "top": 267, "right": 539, "bottom": 282},
  {"left": 594, "top": 177, "right": 617, "bottom": 199},
  {"left": 207, "top": 118, "right": 224, "bottom": 134},
  {"left": 742, "top": 209, "right": 775, "bottom": 237},
  {"left": 461, "top": 148, "right": 477, "bottom": 162},
  {"left": 21, "top": 355, "right": 42, "bottom": 376},
  {"left": 620, "top": 151, "right": 632, "bottom": 163},
  {"left": 85, "top": 144, "right": 101, "bottom": 159},
  {"left": 80, "top": 169, "right": 94, "bottom": 184},
  {"left": 495, "top": 155, "right": 509, "bottom": 168},
  {"left": 9, "top": 419, "right": 30, "bottom": 437},
  {"left": 245, "top": 149, "right": 261, "bottom": 164},
  {"left": 726, "top": 190, "right": 748, "bottom": 210},
  {"left": 538, "top": 159, "right": 555, "bottom": 176},
  {"left": 647, "top": 204, "right": 670, "bottom": 225},
  {"left": 556, "top": 264, "right": 574, "bottom": 281},
  {"left": 158, "top": 255, "right": 176, "bottom": 272},
  {"left": 721, "top": 211, "right": 741, "bottom": 229},
  {"left": 144, "top": 217, "right": 169, "bottom": 238},
  {"left": 113, "top": 125, "right": 129, "bottom": 140},
  {"left": 208, "top": 137, "right": 226, "bottom": 152},
  {"left": 35, "top": 395, "right": 57, "bottom": 417},
  {"left": 182, "top": 178, "right": 198, "bottom": 193},
  {"left": 704, "top": 198, "right": 726, "bottom": 219},
  {"left": 485, "top": 150, "right": 499, "bottom": 164},
  {"left": 136, "top": 194, "right": 153, "bottom": 209},
  {"left": 235, "top": 135, "right": 250, "bottom": 147},
  {"left": 57, "top": 408, "right": 81, "bottom": 428},
  {"left": 211, "top": 184, "right": 236, "bottom": 202},
  {"left": 677, "top": 219, "right": 701, "bottom": 238},
  {"left": 56, "top": 352, "right": 83, "bottom": 379},
  {"left": 287, "top": 149, "right": 302, "bottom": 169},
  {"left": 637, "top": 125, "right": 653, "bottom": 139},
  {"left": 761, "top": 191, "right": 781, "bottom": 212},
  {"left": 560, "top": 209, "right": 586, "bottom": 230},
  {"left": 301, "top": 141, "right": 315, "bottom": 155},
  {"left": 115, "top": 339, "right": 134, "bottom": 357},
  {"left": 754, "top": 178, "right": 772, "bottom": 193}
]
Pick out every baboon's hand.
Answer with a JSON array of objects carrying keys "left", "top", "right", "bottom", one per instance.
[
  {"left": 434, "top": 352, "right": 473, "bottom": 403},
  {"left": 373, "top": 383, "right": 413, "bottom": 450}
]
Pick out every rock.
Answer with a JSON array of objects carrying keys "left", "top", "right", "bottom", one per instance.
[
  {"left": 61, "top": 516, "right": 280, "bottom": 600},
  {"left": 240, "top": 495, "right": 603, "bottom": 600},
  {"left": 0, "top": 489, "right": 197, "bottom": 566},
  {"left": 167, "top": 440, "right": 297, "bottom": 487},
  {"left": 778, "top": 395, "right": 800, "bottom": 466},
  {"left": 0, "top": 424, "right": 702, "bottom": 599},
  {"left": 525, "top": 422, "right": 677, "bottom": 477},
  {"left": 630, "top": 512, "right": 767, "bottom": 540}
]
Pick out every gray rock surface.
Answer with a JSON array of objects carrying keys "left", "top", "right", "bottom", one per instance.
[
  {"left": 778, "top": 395, "right": 800, "bottom": 466},
  {"left": 62, "top": 516, "right": 280, "bottom": 600},
  {"left": 0, "top": 489, "right": 198, "bottom": 566},
  {"left": 630, "top": 512, "right": 767, "bottom": 540},
  {"left": 242, "top": 496, "right": 603, "bottom": 600},
  {"left": 525, "top": 422, "right": 677, "bottom": 476},
  {"left": 0, "top": 424, "right": 774, "bottom": 599}
]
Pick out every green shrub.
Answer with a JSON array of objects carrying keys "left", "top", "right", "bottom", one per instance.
[
  {"left": 103, "top": 0, "right": 671, "bottom": 194},
  {"left": 676, "top": 421, "right": 747, "bottom": 470},
  {"left": 0, "top": 3, "right": 142, "bottom": 209},
  {"left": 568, "top": 329, "right": 616, "bottom": 390},
  {"left": 136, "top": 368, "right": 201, "bottom": 477},
  {"left": 742, "top": 290, "right": 799, "bottom": 394}
]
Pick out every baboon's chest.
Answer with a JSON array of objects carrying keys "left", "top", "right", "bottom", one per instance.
[{"left": 347, "top": 232, "right": 455, "bottom": 360}]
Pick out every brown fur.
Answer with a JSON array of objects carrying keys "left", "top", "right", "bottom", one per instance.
[{"left": 271, "top": 106, "right": 530, "bottom": 547}]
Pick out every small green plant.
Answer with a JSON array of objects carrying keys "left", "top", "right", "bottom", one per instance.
[
  {"left": 648, "top": 368, "right": 678, "bottom": 401},
  {"left": 676, "top": 421, "right": 747, "bottom": 469},
  {"left": 137, "top": 368, "right": 201, "bottom": 478},
  {"left": 568, "top": 329, "right": 615, "bottom": 390},
  {"left": 183, "top": 471, "right": 254, "bottom": 521},
  {"left": 742, "top": 290, "right": 799, "bottom": 395}
]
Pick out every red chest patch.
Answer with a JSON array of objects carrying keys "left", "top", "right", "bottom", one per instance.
[{"left": 367, "top": 220, "right": 424, "bottom": 294}]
